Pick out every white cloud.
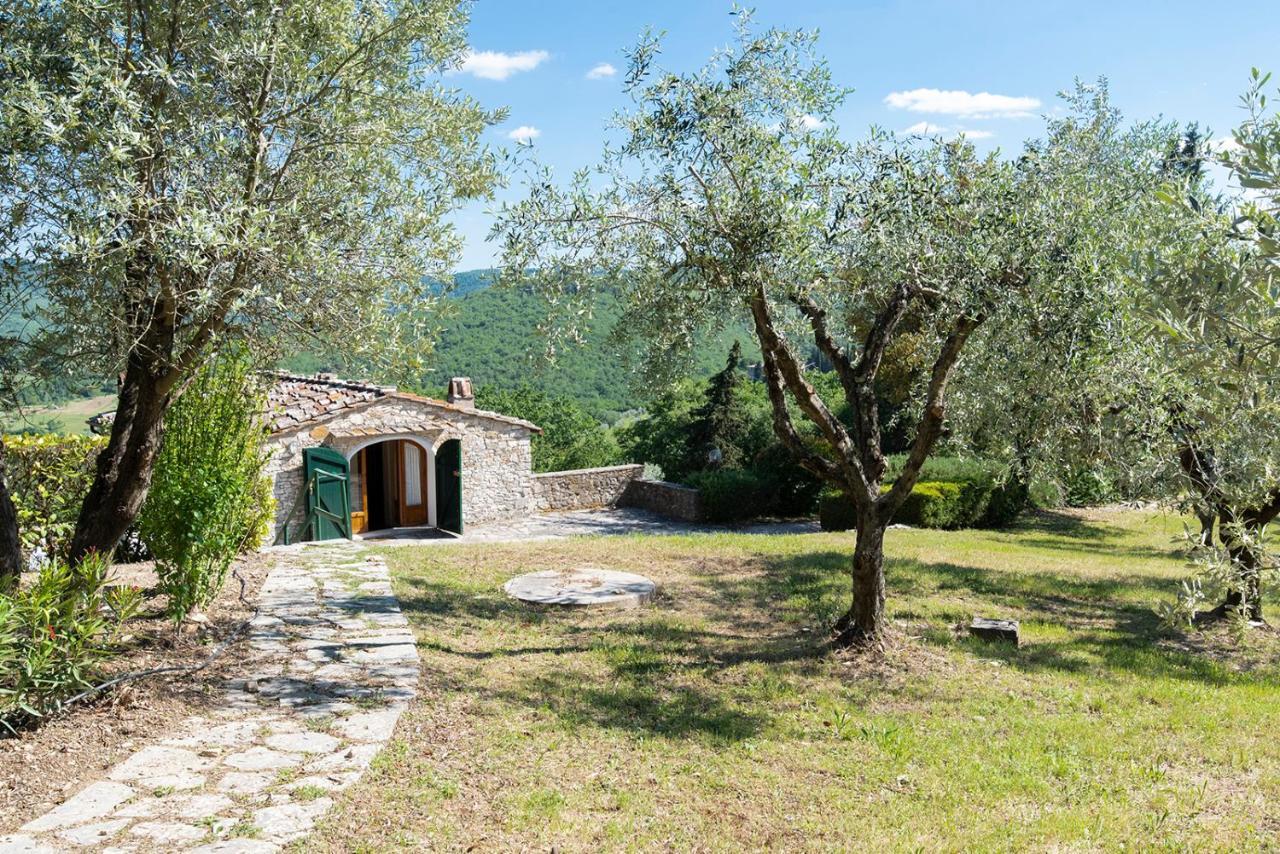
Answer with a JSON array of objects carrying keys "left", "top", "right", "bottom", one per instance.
[
  {"left": 454, "top": 50, "right": 549, "bottom": 81},
  {"left": 901, "top": 122, "right": 994, "bottom": 142},
  {"left": 586, "top": 62, "right": 617, "bottom": 80},
  {"left": 1209, "top": 136, "right": 1242, "bottom": 154},
  {"left": 507, "top": 125, "right": 541, "bottom": 143},
  {"left": 798, "top": 114, "right": 824, "bottom": 131},
  {"left": 904, "top": 121, "right": 947, "bottom": 134},
  {"left": 885, "top": 88, "right": 1040, "bottom": 119}
]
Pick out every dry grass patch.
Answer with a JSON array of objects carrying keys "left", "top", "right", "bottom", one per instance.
[{"left": 307, "top": 509, "right": 1280, "bottom": 851}]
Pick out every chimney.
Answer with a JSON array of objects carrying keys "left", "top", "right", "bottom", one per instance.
[{"left": 447, "top": 377, "right": 475, "bottom": 410}]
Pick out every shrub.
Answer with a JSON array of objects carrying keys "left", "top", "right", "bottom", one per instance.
[
  {"left": 2, "top": 434, "right": 104, "bottom": 561},
  {"left": 752, "top": 443, "right": 824, "bottom": 518},
  {"left": 819, "top": 490, "right": 857, "bottom": 531},
  {"left": 983, "top": 480, "right": 1031, "bottom": 527},
  {"left": 895, "top": 481, "right": 977, "bottom": 529},
  {"left": 1063, "top": 466, "right": 1116, "bottom": 507},
  {"left": 685, "top": 469, "right": 769, "bottom": 523},
  {"left": 819, "top": 475, "right": 1027, "bottom": 532},
  {"left": 884, "top": 454, "right": 997, "bottom": 484},
  {"left": 138, "top": 352, "right": 272, "bottom": 623},
  {"left": 0, "top": 552, "right": 141, "bottom": 730},
  {"left": 476, "top": 385, "right": 622, "bottom": 473}
]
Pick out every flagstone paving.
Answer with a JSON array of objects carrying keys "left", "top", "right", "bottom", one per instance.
[{"left": 0, "top": 543, "right": 417, "bottom": 853}]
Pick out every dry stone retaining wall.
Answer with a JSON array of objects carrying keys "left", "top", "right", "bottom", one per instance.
[
  {"left": 620, "top": 478, "right": 705, "bottom": 522},
  {"left": 531, "top": 464, "right": 645, "bottom": 512}
]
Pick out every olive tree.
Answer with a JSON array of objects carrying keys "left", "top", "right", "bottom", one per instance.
[
  {"left": 0, "top": 0, "right": 500, "bottom": 560},
  {"left": 1134, "top": 72, "right": 1280, "bottom": 624},
  {"left": 495, "top": 17, "right": 1149, "bottom": 646}
]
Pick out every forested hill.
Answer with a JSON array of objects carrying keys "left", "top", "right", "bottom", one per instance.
[
  {"left": 432, "top": 289, "right": 744, "bottom": 420},
  {"left": 289, "top": 272, "right": 751, "bottom": 422},
  {"left": 8, "top": 270, "right": 750, "bottom": 427}
]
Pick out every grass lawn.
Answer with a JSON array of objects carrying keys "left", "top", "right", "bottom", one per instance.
[
  {"left": 306, "top": 509, "right": 1280, "bottom": 852},
  {"left": 0, "top": 393, "right": 115, "bottom": 434}
]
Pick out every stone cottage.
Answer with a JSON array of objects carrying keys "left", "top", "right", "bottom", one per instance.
[{"left": 264, "top": 373, "right": 540, "bottom": 543}]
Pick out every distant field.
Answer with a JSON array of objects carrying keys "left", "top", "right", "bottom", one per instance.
[{"left": 0, "top": 394, "right": 115, "bottom": 435}]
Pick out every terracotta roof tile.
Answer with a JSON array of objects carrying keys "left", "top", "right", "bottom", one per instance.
[
  {"left": 265, "top": 372, "right": 540, "bottom": 434},
  {"left": 266, "top": 372, "right": 389, "bottom": 433}
]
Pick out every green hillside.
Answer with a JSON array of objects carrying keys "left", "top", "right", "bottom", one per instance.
[
  {"left": 9, "top": 272, "right": 752, "bottom": 429},
  {"left": 287, "top": 276, "right": 752, "bottom": 422},
  {"left": 417, "top": 285, "right": 746, "bottom": 421}
]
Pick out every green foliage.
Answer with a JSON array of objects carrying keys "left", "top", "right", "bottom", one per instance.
[
  {"left": 138, "top": 353, "right": 272, "bottom": 622},
  {"left": 1062, "top": 467, "right": 1118, "bottom": 508},
  {"left": 685, "top": 469, "right": 770, "bottom": 523},
  {"left": 820, "top": 457, "right": 1028, "bottom": 531},
  {"left": 2, "top": 434, "right": 104, "bottom": 560},
  {"left": 895, "top": 482, "right": 981, "bottom": 530},
  {"left": 615, "top": 380, "right": 702, "bottom": 482},
  {"left": 388, "top": 283, "right": 751, "bottom": 422},
  {"left": 475, "top": 385, "right": 621, "bottom": 473},
  {"left": 0, "top": 0, "right": 499, "bottom": 414},
  {"left": 751, "top": 442, "right": 826, "bottom": 518},
  {"left": 884, "top": 454, "right": 998, "bottom": 485},
  {"left": 885, "top": 455, "right": 1028, "bottom": 527},
  {"left": 818, "top": 492, "right": 857, "bottom": 532},
  {"left": 983, "top": 479, "right": 1031, "bottom": 528},
  {"left": 687, "top": 342, "right": 757, "bottom": 471},
  {"left": 0, "top": 552, "right": 141, "bottom": 730}
]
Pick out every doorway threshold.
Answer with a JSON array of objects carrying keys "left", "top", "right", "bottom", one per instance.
[{"left": 356, "top": 526, "right": 458, "bottom": 543}]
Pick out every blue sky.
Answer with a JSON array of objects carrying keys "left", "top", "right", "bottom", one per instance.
[{"left": 448, "top": 0, "right": 1280, "bottom": 269}]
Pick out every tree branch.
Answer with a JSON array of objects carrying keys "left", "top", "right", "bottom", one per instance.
[
  {"left": 750, "top": 286, "right": 871, "bottom": 501},
  {"left": 880, "top": 314, "right": 982, "bottom": 515}
]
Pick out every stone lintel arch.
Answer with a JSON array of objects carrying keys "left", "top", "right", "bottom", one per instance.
[{"left": 331, "top": 433, "right": 439, "bottom": 529}]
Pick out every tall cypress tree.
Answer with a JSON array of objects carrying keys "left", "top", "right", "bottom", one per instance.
[{"left": 688, "top": 341, "right": 750, "bottom": 471}]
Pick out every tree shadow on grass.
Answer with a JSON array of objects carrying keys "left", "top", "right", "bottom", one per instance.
[
  {"left": 390, "top": 524, "right": 1273, "bottom": 743},
  {"left": 753, "top": 548, "right": 1271, "bottom": 687},
  {"left": 955, "top": 510, "right": 1181, "bottom": 561},
  {"left": 497, "top": 671, "right": 769, "bottom": 743}
]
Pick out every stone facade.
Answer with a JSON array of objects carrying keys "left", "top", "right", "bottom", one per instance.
[
  {"left": 531, "top": 464, "right": 645, "bottom": 512},
  {"left": 265, "top": 394, "right": 536, "bottom": 543},
  {"left": 620, "top": 478, "right": 705, "bottom": 522}
]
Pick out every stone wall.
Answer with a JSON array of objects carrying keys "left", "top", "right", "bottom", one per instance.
[
  {"left": 531, "top": 464, "right": 645, "bottom": 512},
  {"left": 265, "top": 397, "right": 534, "bottom": 543},
  {"left": 620, "top": 478, "right": 704, "bottom": 522}
]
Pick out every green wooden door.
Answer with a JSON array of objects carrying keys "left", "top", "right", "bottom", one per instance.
[
  {"left": 303, "top": 446, "right": 351, "bottom": 541},
  {"left": 435, "top": 439, "right": 462, "bottom": 535}
]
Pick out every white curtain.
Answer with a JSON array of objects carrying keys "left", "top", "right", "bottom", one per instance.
[{"left": 403, "top": 442, "right": 422, "bottom": 506}]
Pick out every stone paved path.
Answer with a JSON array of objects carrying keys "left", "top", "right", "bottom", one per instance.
[{"left": 1, "top": 543, "right": 417, "bottom": 853}]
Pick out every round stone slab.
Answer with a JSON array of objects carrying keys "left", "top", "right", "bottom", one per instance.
[{"left": 503, "top": 568, "right": 657, "bottom": 610}]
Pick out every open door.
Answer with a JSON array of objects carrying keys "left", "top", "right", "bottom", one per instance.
[
  {"left": 349, "top": 449, "right": 369, "bottom": 534},
  {"left": 303, "top": 446, "right": 351, "bottom": 541},
  {"left": 435, "top": 438, "right": 462, "bottom": 534},
  {"left": 398, "top": 440, "right": 429, "bottom": 526}
]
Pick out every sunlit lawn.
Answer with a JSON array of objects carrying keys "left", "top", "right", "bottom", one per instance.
[{"left": 306, "top": 509, "right": 1280, "bottom": 852}]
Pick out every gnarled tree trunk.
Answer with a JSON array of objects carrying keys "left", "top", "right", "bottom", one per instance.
[
  {"left": 68, "top": 352, "right": 173, "bottom": 563},
  {"left": 1197, "top": 512, "right": 1269, "bottom": 624},
  {"left": 0, "top": 440, "right": 22, "bottom": 590},
  {"left": 833, "top": 508, "right": 888, "bottom": 647}
]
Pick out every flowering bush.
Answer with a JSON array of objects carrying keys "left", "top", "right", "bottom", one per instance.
[{"left": 0, "top": 551, "right": 141, "bottom": 730}]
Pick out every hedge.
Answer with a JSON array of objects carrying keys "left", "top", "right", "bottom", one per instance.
[
  {"left": 2, "top": 434, "right": 104, "bottom": 560},
  {"left": 819, "top": 475, "right": 1028, "bottom": 532},
  {"left": 685, "top": 468, "right": 770, "bottom": 523}
]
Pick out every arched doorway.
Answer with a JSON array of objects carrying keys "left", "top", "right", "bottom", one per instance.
[{"left": 347, "top": 438, "right": 431, "bottom": 534}]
